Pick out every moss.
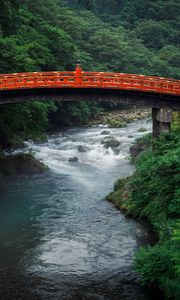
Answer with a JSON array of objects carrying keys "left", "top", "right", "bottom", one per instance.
[
  {"left": 172, "top": 112, "right": 180, "bottom": 133},
  {"left": 0, "top": 153, "right": 48, "bottom": 176},
  {"left": 134, "top": 133, "right": 153, "bottom": 147},
  {"left": 138, "top": 127, "right": 147, "bottom": 132},
  {"left": 107, "top": 118, "right": 127, "bottom": 128},
  {"left": 106, "top": 177, "right": 133, "bottom": 212},
  {"left": 101, "top": 137, "right": 121, "bottom": 148},
  {"left": 1, "top": 132, "right": 48, "bottom": 150},
  {"left": 7, "top": 135, "right": 25, "bottom": 149}
]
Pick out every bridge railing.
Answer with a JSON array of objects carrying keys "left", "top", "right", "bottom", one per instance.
[
  {"left": 0, "top": 68, "right": 179, "bottom": 96},
  {"left": 81, "top": 72, "right": 180, "bottom": 95}
]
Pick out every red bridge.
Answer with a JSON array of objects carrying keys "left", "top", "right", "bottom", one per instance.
[
  {"left": 0, "top": 65, "right": 180, "bottom": 95},
  {"left": 0, "top": 65, "right": 179, "bottom": 136}
]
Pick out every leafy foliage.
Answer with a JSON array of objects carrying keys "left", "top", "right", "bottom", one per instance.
[
  {"left": 50, "top": 101, "right": 101, "bottom": 126},
  {"left": 129, "top": 134, "right": 180, "bottom": 226},
  {"left": 108, "top": 132, "right": 180, "bottom": 299},
  {"left": 135, "top": 222, "right": 180, "bottom": 299},
  {"left": 0, "top": 101, "right": 56, "bottom": 147}
]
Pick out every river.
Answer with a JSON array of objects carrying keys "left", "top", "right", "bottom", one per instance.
[{"left": 0, "top": 119, "right": 155, "bottom": 300}]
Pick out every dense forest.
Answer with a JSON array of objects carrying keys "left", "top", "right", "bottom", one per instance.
[{"left": 0, "top": 0, "right": 179, "bottom": 147}]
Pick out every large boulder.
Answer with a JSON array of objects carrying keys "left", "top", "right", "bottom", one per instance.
[
  {"left": 101, "top": 137, "right": 121, "bottom": 149},
  {"left": 0, "top": 153, "right": 47, "bottom": 176},
  {"left": 130, "top": 143, "right": 148, "bottom": 160}
]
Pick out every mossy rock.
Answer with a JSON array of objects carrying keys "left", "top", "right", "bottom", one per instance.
[
  {"left": 138, "top": 127, "right": 147, "bottom": 132},
  {"left": 0, "top": 153, "right": 47, "bottom": 176},
  {"left": 101, "top": 137, "right": 121, "bottom": 149},
  {"left": 106, "top": 177, "right": 132, "bottom": 212},
  {"left": 107, "top": 118, "right": 127, "bottom": 128},
  {"left": 130, "top": 143, "right": 149, "bottom": 160},
  {"left": 130, "top": 133, "right": 152, "bottom": 160}
]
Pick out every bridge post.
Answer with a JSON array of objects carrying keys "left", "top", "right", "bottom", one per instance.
[
  {"left": 75, "top": 62, "right": 83, "bottom": 84},
  {"left": 152, "top": 107, "right": 173, "bottom": 138}
]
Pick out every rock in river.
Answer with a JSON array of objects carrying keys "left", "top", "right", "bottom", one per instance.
[
  {"left": 101, "top": 137, "right": 121, "bottom": 149},
  {"left": 77, "top": 145, "right": 88, "bottom": 153},
  {"left": 68, "top": 157, "right": 79, "bottom": 162},
  {"left": 130, "top": 143, "right": 148, "bottom": 160},
  {"left": 138, "top": 127, "right": 147, "bottom": 132},
  {"left": 100, "top": 130, "right": 111, "bottom": 135},
  {"left": 0, "top": 153, "right": 47, "bottom": 177}
]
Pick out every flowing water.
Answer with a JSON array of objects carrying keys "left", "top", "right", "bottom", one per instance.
[{"left": 0, "top": 119, "right": 154, "bottom": 300}]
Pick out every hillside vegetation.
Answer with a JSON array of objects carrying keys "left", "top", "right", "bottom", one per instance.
[
  {"left": 0, "top": 0, "right": 179, "bottom": 147},
  {"left": 107, "top": 123, "right": 180, "bottom": 299}
]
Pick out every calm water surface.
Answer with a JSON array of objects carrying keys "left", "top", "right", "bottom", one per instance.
[{"left": 0, "top": 119, "right": 155, "bottom": 300}]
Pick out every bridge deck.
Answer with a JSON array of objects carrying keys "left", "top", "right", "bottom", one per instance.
[{"left": 0, "top": 69, "right": 180, "bottom": 96}]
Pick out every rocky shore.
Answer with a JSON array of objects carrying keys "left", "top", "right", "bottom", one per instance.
[
  {"left": 89, "top": 107, "right": 151, "bottom": 127},
  {"left": 106, "top": 133, "right": 152, "bottom": 212}
]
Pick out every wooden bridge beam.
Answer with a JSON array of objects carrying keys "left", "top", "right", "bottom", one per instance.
[{"left": 152, "top": 107, "right": 173, "bottom": 138}]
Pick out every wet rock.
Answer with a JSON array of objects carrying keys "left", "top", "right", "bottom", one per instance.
[
  {"left": 138, "top": 127, "right": 147, "bottom": 132},
  {"left": 127, "top": 272, "right": 138, "bottom": 281},
  {"left": 108, "top": 118, "right": 127, "bottom": 128},
  {"left": 128, "top": 135, "right": 134, "bottom": 138},
  {"left": 89, "top": 108, "right": 151, "bottom": 127},
  {"left": 0, "top": 153, "right": 47, "bottom": 176},
  {"left": 77, "top": 145, "right": 88, "bottom": 153},
  {"left": 112, "top": 148, "right": 120, "bottom": 155},
  {"left": 130, "top": 143, "right": 148, "bottom": 160},
  {"left": 100, "top": 130, "right": 111, "bottom": 135},
  {"left": 101, "top": 138, "right": 121, "bottom": 149},
  {"left": 104, "top": 150, "right": 110, "bottom": 155},
  {"left": 68, "top": 157, "right": 79, "bottom": 162},
  {"left": 103, "top": 135, "right": 114, "bottom": 140},
  {"left": 54, "top": 140, "right": 61, "bottom": 146}
]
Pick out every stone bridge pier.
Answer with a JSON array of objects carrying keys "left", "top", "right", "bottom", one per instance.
[{"left": 152, "top": 108, "right": 173, "bottom": 138}]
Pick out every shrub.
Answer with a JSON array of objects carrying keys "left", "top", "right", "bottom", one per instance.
[{"left": 109, "top": 132, "right": 180, "bottom": 298}]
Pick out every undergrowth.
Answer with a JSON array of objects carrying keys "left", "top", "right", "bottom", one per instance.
[{"left": 107, "top": 129, "right": 180, "bottom": 299}]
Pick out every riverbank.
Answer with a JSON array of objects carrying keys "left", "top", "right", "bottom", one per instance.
[
  {"left": 106, "top": 132, "right": 180, "bottom": 299},
  {"left": 89, "top": 107, "right": 151, "bottom": 127}
]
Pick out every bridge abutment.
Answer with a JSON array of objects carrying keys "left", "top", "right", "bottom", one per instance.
[{"left": 152, "top": 107, "right": 173, "bottom": 138}]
